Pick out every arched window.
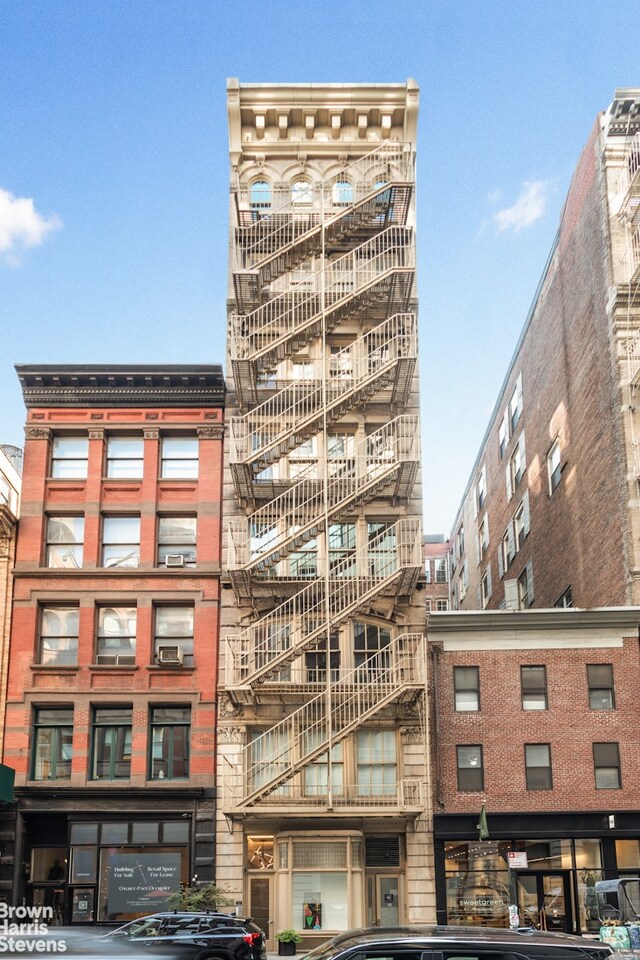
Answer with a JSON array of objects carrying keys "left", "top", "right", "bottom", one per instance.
[
  {"left": 250, "top": 180, "right": 271, "bottom": 210},
  {"left": 291, "top": 179, "right": 313, "bottom": 206},
  {"left": 332, "top": 179, "right": 353, "bottom": 207}
]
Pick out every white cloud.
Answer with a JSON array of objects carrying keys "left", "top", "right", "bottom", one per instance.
[
  {"left": 493, "top": 179, "right": 549, "bottom": 234},
  {"left": 0, "top": 187, "right": 62, "bottom": 262}
]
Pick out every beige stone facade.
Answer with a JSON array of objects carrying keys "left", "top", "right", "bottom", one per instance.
[
  {"left": 449, "top": 89, "right": 640, "bottom": 612},
  {"left": 219, "top": 80, "right": 431, "bottom": 945}
]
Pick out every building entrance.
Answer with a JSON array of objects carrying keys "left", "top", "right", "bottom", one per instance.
[
  {"left": 516, "top": 872, "right": 572, "bottom": 932},
  {"left": 249, "top": 876, "right": 272, "bottom": 948},
  {"left": 367, "top": 874, "right": 400, "bottom": 926}
]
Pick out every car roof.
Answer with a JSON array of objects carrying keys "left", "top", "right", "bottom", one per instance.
[{"left": 330, "top": 926, "right": 611, "bottom": 949}]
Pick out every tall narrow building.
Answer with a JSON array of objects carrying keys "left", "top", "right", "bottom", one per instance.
[{"left": 218, "top": 80, "right": 430, "bottom": 943}]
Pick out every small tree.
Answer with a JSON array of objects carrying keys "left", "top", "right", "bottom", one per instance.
[{"left": 168, "top": 882, "right": 235, "bottom": 912}]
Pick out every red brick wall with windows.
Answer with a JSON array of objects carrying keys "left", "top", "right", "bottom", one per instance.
[
  {"left": 432, "top": 630, "right": 640, "bottom": 814},
  {"left": 4, "top": 401, "right": 223, "bottom": 789}
]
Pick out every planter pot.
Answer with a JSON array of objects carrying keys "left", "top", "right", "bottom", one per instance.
[{"left": 278, "top": 942, "right": 297, "bottom": 956}]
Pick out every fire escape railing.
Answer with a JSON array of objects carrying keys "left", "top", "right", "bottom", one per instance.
[{"left": 230, "top": 633, "right": 425, "bottom": 806}]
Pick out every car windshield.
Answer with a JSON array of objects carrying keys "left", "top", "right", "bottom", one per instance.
[{"left": 303, "top": 942, "right": 342, "bottom": 960}]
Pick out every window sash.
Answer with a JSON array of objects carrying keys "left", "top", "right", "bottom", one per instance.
[
  {"left": 106, "top": 437, "right": 144, "bottom": 478},
  {"left": 51, "top": 437, "right": 88, "bottom": 478},
  {"left": 161, "top": 438, "right": 199, "bottom": 478}
]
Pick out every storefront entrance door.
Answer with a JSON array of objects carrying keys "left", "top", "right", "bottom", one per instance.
[
  {"left": 249, "top": 876, "right": 272, "bottom": 948},
  {"left": 367, "top": 875, "right": 400, "bottom": 926},
  {"left": 517, "top": 872, "right": 572, "bottom": 932}
]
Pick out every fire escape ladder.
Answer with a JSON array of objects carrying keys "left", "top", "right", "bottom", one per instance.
[
  {"left": 229, "top": 226, "right": 415, "bottom": 408},
  {"left": 235, "top": 633, "right": 425, "bottom": 806},
  {"left": 233, "top": 141, "right": 414, "bottom": 310},
  {"left": 225, "top": 517, "right": 423, "bottom": 690},
  {"left": 229, "top": 313, "right": 417, "bottom": 480},
  {"left": 226, "top": 416, "right": 420, "bottom": 593}
]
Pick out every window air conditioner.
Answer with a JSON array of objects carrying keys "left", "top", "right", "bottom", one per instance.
[
  {"left": 157, "top": 646, "right": 184, "bottom": 666},
  {"left": 96, "top": 654, "right": 136, "bottom": 666},
  {"left": 165, "top": 554, "right": 185, "bottom": 567}
]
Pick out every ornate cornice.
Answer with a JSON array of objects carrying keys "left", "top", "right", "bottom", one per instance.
[
  {"left": 24, "top": 426, "right": 51, "bottom": 440},
  {"left": 16, "top": 365, "right": 225, "bottom": 408}
]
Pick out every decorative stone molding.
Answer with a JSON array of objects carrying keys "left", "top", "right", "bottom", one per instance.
[
  {"left": 197, "top": 425, "right": 224, "bottom": 440},
  {"left": 88, "top": 428, "right": 105, "bottom": 440},
  {"left": 24, "top": 426, "right": 51, "bottom": 440},
  {"left": 143, "top": 428, "right": 160, "bottom": 440},
  {"left": 218, "top": 695, "right": 244, "bottom": 719},
  {"left": 218, "top": 726, "right": 247, "bottom": 744},
  {"left": 400, "top": 726, "right": 424, "bottom": 745}
]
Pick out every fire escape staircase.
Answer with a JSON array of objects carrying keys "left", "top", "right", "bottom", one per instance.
[
  {"left": 232, "top": 141, "right": 414, "bottom": 313},
  {"left": 231, "top": 633, "right": 425, "bottom": 808},
  {"left": 229, "top": 313, "right": 417, "bottom": 499},
  {"left": 230, "top": 227, "right": 415, "bottom": 408},
  {"left": 227, "top": 416, "right": 420, "bottom": 597},
  {"left": 225, "top": 516, "right": 422, "bottom": 693}
]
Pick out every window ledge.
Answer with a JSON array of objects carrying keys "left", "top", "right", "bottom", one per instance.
[
  {"left": 147, "top": 665, "right": 196, "bottom": 673},
  {"left": 88, "top": 664, "right": 139, "bottom": 672},
  {"left": 30, "top": 663, "right": 79, "bottom": 672}
]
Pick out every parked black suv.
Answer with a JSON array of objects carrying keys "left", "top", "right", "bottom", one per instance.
[
  {"left": 97, "top": 912, "right": 267, "bottom": 960},
  {"left": 303, "top": 926, "right": 613, "bottom": 960}
]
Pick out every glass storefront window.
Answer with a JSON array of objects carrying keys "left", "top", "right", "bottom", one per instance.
[
  {"left": 132, "top": 822, "right": 159, "bottom": 844},
  {"left": 31, "top": 848, "right": 68, "bottom": 883},
  {"left": 616, "top": 840, "right": 640, "bottom": 869},
  {"left": 292, "top": 872, "right": 348, "bottom": 931},
  {"left": 162, "top": 821, "right": 189, "bottom": 844},
  {"left": 445, "top": 872, "right": 510, "bottom": 927},
  {"left": 98, "top": 846, "right": 187, "bottom": 922},
  {"left": 513, "top": 839, "right": 572, "bottom": 870},
  {"left": 101, "top": 823, "right": 128, "bottom": 844},
  {"left": 70, "top": 847, "right": 97, "bottom": 883},
  {"left": 444, "top": 840, "right": 511, "bottom": 874},
  {"left": 70, "top": 823, "right": 98, "bottom": 844},
  {"left": 577, "top": 869, "right": 604, "bottom": 933},
  {"left": 247, "top": 836, "right": 275, "bottom": 870},
  {"left": 574, "top": 839, "right": 602, "bottom": 870}
]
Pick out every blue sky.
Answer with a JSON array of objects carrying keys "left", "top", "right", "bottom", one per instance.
[{"left": 1, "top": 0, "right": 639, "bottom": 532}]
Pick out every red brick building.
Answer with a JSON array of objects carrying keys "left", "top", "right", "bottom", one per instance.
[
  {"left": 424, "top": 535, "right": 450, "bottom": 612},
  {"left": 1, "top": 365, "right": 224, "bottom": 923},
  {"left": 428, "top": 607, "right": 640, "bottom": 935},
  {"left": 448, "top": 89, "right": 640, "bottom": 612}
]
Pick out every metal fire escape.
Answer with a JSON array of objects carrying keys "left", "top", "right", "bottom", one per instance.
[{"left": 225, "top": 142, "right": 424, "bottom": 814}]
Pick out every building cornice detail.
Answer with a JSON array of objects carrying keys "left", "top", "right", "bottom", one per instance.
[{"left": 428, "top": 606, "right": 640, "bottom": 636}]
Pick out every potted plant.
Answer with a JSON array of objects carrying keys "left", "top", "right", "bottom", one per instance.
[{"left": 276, "top": 929, "right": 303, "bottom": 956}]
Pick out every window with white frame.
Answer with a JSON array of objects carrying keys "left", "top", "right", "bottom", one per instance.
[
  {"left": 476, "top": 466, "right": 486, "bottom": 514},
  {"left": 498, "top": 411, "right": 508, "bottom": 459},
  {"left": 332, "top": 180, "right": 353, "bottom": 206},
  {"left": 356, "top": 730, "right": 396, "bottom": 796},
  {"left": 160, "top": 436, "right": 198, "bottom": 479},
  {"left": 154, "top": 606, "right": 194, "bottom": 666},
  {"left": 509, "top": 374, "right": 523, "bottom": 432},
  {"left": 157, "top": 516, "right": 196, "bottom": 567},
  {"left": 39, "top": 606, "right": 79, "bottom": 666},
  {"left": 459, "top": 560, "right": 469, "bottom": 600},
  {"left": 507, "top": 433, "right": 526, "bottom": 498},
  {"left": 101, "top": 516, "right": 140, "bottom": 568},
  {"left": 46, "top": 516, "right": 84, "bottom": 568},
  {"left": 517, "top": 560, "right": 534, "bottom": 609},
  {"left": 593, "top": 742, "right": 621, "bottom": 789},
  {"left": 521, "top": 665, "right": 547, "bottom": 710},
  {"left": 51, "top": 436, "right": 88, "bottom": 479},
  {"left": 454, "top": 666, "right": 479, "bottom": 712},
  {"left": 525, "top": 743, "right": 552, "bottom": 790},
  {"left": 291, "top": 179, "right": 313, "bottom": 206},
  {"left": 480, "top": 567, "right": 492, "bottom": 608},
  {"left": 498, "top": 492, "right": 529, "bottom": 577},
  {"left": 106, "top": 436, "right": 144, "bottom": 479},
  {"left": 477, "top": 515, "right": 489, "bottom": 558},
  {"left": 436, "top": 598, "right": 449, "bottom": 611},
  {"left": 96, "top": 606, "right": 136, "bottom": 665},
  {"left": 548, "top": 438, "right": 562, "bottom": 493},
  {"left": 434, "top": 556, "right": 448, "bottom": 583},
  {"left": 250, "top": 180, "right": 271, "bottom": 209}
]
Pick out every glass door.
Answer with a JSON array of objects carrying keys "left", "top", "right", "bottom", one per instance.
[
  {"left": 516, "top": 872, "right": 572, "bottom": 932},
  {"left": 377, "top": 875, "right": 400, "bottom": 926}
]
